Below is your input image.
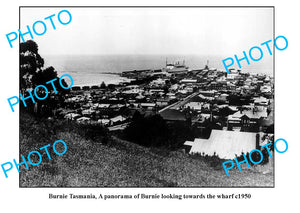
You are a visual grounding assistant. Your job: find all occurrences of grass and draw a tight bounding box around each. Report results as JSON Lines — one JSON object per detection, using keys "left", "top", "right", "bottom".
{"left": 20, "top": 112, "right": 274, "bottom": 187}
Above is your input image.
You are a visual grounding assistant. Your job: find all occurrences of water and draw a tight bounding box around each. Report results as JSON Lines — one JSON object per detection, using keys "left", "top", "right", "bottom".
{"left": 44, "top": 54, "right": 273, "bottom": 86}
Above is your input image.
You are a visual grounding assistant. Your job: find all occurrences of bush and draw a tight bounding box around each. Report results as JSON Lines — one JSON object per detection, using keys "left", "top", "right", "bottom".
{"left": 20, "top": 111, "right": 109, "bottom": 150}
{"left": 190, "top": 153, "right": 225, "bottom": 170}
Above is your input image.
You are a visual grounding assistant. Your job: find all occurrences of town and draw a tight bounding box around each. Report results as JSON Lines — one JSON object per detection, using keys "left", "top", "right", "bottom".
{"left": 51, "top": 59, "right": 274, "bottom": 162}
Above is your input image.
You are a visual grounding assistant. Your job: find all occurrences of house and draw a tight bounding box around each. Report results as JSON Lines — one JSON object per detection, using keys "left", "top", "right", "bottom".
{"left": 123, "top": 85, "right": 143, "bottom": 94}
{"left": 177, "top": 89, "right": 188, "bottom": 94}
{"left": 261, "top": 85, "right": 272, "bottom": 93}
{"left": 199, "top": 90, "right": 216, "bottom": 97}
{"left": 180, "top": 79, "right": 197, "bottom": 84}
{"left": 110, "top": 104, "right": 125, "bottom": 111}
{"left": 76, "top": 116, "right": 91, "bottom": 123}
{"left": 184, "top": 102, "right": 202, "bottom": 111}
{"left": 110, "top": 115, "right": 126, "bottom": 125}
{"left": 198, "top": 94, "right": 214, "bottom": 101}
{"left": 82, "top": 109, "right": 95, "bottom": 116}
{"left": 184, "top": 130, "right": 259, "bottom": 159}
{"left": 149, "top": 89, "right": 164, "bottom": 95}
{"left": 150, "top": 78, "right": 166, "bottom": 87}
{"left": 156, "top": 98, "right": 171, "bottom": 107}
{"left": 216, "top": 93, "right": 229, "bottom": 102}
{"left": 64, "top": 113, "right": 81, "bottom": 120}
{"left": 253, "top": 96, "right": 269, "bottom": 106}
{"left": 226, "top": 69, "right": 239, "bottom": 80}
{"left": 166, "top": 93, "right": 177, "bottom": 100}
{"left": 98, "top": 119, "right": 111, "bottom": 126}
{"left": 229, "top": 108, "right": 268, "bottom": 120}
{"left": 97, "top": 104, "right": 111, "bottom": 109}
{"left": 227, "top": 107, "right": 268, "bottom": 131}
{"left": 140, "top": 103, "right": 157, "bottom": 111}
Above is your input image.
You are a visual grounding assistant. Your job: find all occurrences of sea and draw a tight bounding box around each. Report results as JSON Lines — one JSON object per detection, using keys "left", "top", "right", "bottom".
{"left": 44, "top": 55, "right": 273, "bottom": 87}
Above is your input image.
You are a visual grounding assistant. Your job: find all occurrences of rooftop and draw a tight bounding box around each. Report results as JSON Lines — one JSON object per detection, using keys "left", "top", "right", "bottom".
{"left": 184, "top": 130, "right": 258, "bottom": 159}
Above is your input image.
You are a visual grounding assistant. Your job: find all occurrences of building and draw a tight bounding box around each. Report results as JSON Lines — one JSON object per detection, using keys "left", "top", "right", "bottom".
{"left": 226, "top": 69, "right": 240, "bottom": 80}
{"left": 180, "top": 79, "right": 198, "bottom": 84}
{"left": 184, "top": 130, "right": 259, "bottom": 159}
{"left": 227, "top": 107, "right": 268, "bottom": 131}
{"left": 77, "top": 116, "right": 91, "bottom": 124}
{"left": 110, "top": 115, "right": 127, "bottom": 125}
{"left": 140, "top": 103, "right": 157, "bottom": 111}
{"left": 184, "top": 102, "right": 202, "bottom": 111}
{"left": 156, "top": 98, "right": 171, "bottom": 107}
{"left": 253, "top": 96, "right": 269, "bottom": 106}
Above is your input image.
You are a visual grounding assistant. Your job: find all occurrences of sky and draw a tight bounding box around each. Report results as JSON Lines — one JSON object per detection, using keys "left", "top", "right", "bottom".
{"left": 20, "top": 7, "right": 273, "bottom": 57}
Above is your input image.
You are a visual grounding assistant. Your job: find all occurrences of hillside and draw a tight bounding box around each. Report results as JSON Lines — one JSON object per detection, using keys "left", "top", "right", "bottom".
{"left": 20, "top": 112, "right": 273, "bottom": 187}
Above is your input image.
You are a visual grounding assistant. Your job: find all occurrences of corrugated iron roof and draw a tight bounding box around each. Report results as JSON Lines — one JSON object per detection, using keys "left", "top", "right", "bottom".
{"left": 188, "top": 130, "right": 257, "bottom": 159}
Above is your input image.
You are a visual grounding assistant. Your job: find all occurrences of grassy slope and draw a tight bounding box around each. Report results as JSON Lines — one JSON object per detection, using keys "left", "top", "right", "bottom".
{"left": 20, "top": 113, "right": 273, "bottom": 187}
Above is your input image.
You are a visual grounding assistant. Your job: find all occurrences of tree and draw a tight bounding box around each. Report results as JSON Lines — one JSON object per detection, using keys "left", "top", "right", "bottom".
{"left": 100, "top": 81, "right": 106, "bottom": 89}
{"left": 31, "top": 66, "right": 69, "bottom": 94}
{"left": 20, "top": 40, "right": 70, "bottom": 114}
{"left": 107, "top": 84, "right": 116, "bottom": 90}
{"left": 20, "top": 40, "right": 68, "bottom": 92}
{"left": 124, "top": 114, "right": 169, "bottom": 147}
{"left": 228, "top": 94, "right": 251, "bottom": 106}
{"left": 217, "top": 107, "right": 235, "bottom": 117}
{"left": 20, "top": 40, "right": 44, "bottom": 89}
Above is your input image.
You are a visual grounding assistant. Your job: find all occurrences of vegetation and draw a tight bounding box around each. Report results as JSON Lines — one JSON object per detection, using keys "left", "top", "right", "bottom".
{"left": 20, "top": 111, "right": 273, "bottom": 187}
{"left": 19, "top": 41, "right": 274, "bottom": 187}
{"left": 20, "top": 40, "right": 69, "bottom": 116}
{"left": 100, "top": 81, "right": 106, "bottom": 89}
{"left": 227, "top": 94, "right": 252, "bottom": 106}
{"left": 123, "top": 112, "right": 195, "bottom": 149}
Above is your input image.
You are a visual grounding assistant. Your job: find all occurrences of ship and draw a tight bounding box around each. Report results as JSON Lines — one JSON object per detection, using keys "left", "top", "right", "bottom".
{"left": 164, "top": 58, "right": 189, "bottom": 74}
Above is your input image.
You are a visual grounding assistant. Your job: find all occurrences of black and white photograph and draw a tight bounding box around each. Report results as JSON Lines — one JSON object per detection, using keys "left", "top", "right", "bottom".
{"left": 19, "top": 7, "right": 274, "bottom": 187}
